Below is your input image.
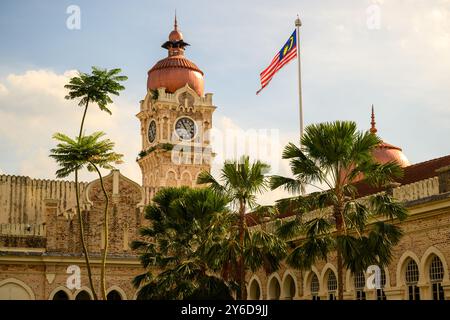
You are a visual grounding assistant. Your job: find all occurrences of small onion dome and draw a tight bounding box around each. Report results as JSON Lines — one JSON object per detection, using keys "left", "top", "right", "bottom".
{"left": 370, "top": 105, "right": 410, "bottom": 167}
{"left": 372, "top": 141, "right": 411, "bottom": 167}
{"left": 342, "top": 106, "right": 411, "bottom": 184}
{"left": 147, "top": 14, "right": 204, "bottom": 96}
{"left": 169, "top": 29, "right": 183, "bottom": 42}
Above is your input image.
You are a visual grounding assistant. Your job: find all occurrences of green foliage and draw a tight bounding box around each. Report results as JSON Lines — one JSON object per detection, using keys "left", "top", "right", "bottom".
{"left": 197, "top": 155, "right": 271, "bottom": 210}
{"left": 197, "top": 156, "right": 286, "bottom": 299}
{"left": 132, "top": 187, "right": 236, "bottom": 300}
{"left": 132, "top": 182, "right": 287, "bottom": 300}
{"left": 64, "top": 67, "right": 127, "bottom": 115}
{"left": 50, "top": 131, "right": 123, "bottom": 178}
{"left": 150, "top": 88, "right": 159, "bottom": 101}
{"left": 271, "top": 121, "right": 408, "bottom": 283}
{"left": 137, "top": 143, "right": 175, "bottom": 160}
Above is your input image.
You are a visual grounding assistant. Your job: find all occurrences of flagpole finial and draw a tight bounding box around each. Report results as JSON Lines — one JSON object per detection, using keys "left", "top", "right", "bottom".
{"left": 295, "top": 14, "right": 302, "bottom": 27}
{"left": 370, "top": 104, "right": 378, "bottom": 134}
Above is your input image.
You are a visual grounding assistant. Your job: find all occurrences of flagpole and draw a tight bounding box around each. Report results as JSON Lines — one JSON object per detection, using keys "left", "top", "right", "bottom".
{"left": 295, "top": 15, "right": 304, "bottom": 139}
{"left": 295, "top": 15, "right": 306, "bottom": 195}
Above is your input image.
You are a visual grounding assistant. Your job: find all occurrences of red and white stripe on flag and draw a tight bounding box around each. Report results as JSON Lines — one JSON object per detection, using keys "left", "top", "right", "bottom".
{"left": 256, "top": 29, "right": 297, "bottom": 95}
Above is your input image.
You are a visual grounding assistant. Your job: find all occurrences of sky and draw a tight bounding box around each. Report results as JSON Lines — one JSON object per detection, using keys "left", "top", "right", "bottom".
{"left": 0, "top": 0, "right": 449, "bottom": 204}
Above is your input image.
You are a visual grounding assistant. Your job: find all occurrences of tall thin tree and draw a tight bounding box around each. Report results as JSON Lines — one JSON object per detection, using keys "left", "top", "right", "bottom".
{"left": 63, "top": 67, "right": 127, "bottom": 299}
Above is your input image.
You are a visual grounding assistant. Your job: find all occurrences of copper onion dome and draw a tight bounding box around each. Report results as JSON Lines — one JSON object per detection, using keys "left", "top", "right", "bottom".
{"left": 147, "top": 15, "right": 204, "bottom": 96}
{"left": 341, "top": 106, "right": 410, "bottom": 184}
{"left": 370, "top": 105, "right": 411, "bottom": 167}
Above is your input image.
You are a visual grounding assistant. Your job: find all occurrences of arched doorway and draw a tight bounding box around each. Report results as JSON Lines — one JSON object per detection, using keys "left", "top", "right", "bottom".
{"left": 248, "top": 279, "right": 261, "bottom": 300}
{"left": 282, "top": 274, "right": 296, "bottom": 300}
{"left": 52, "top": 290, "right": 70, "bottom": 300}
{"left": 107, "top": 290, "right": 122, "bottom": 300}
{"left": 75, "top": 290, "right": 92, "bottom": 300}
{"left": 268, "top": 276, "right": 281, "bottom": 300}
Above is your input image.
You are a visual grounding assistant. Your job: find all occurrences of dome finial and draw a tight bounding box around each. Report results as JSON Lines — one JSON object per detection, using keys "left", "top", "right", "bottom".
{"left": 370, "top": 104, "right": 378, "bottom": 134}
{"left": 164, "top": 11, "right": 187, "bottom": 53}
{"left": 174, "top": 10, "right": 178, "bottom": 30}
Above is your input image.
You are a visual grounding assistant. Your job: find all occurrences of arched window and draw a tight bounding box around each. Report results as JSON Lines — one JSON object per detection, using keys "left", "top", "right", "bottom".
{"left": 376, "top": 268, "right": 387, "bottom": 300}
{"left": 75, "top": 290, "right": 91, "bottom": 300}
{"left": 180, "top": 172, "right": 192, "bottom": 187}
{"left": 248, "top": 279, "right": 261, "bottom": 300}
{"left": 282, "top": 275, "right": 296, "bottom": 300}
{"left": 0, "top": 279, "right": 34, "bottom": 300}
{"left": 405, "top": 259, "right": 420, "bottom": 300}
{"left": 310, "top": 273, "right": 320, "bottom": 300}
{"left": 429, "top": 255, "right": 445, "bottom": 300}
{"left": 327, "top": 271, "right": 337, "bottom": 300}
{"left": 268, "top": 277, "right": 281, "bottom": 300}
{"left": 166, "top": 171, "right": 177, "bottom": 187}
{"left": 107, "top": 290, "right": 122, "bottom": 300}
{"left": 52, "top": 290, "right": 69, "bottom": 300}
{"left": 354, "top": 271, "right": 366, "bottom": 300}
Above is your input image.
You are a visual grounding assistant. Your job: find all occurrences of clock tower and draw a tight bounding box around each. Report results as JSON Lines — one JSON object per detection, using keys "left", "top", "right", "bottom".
{"left": 136, "top": 16, "right": 216, "bottom": 203}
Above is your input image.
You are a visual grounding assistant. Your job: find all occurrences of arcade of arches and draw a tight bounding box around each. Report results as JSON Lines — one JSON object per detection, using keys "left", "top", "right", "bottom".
{"left": 247, "top": 249, "right": 450, "bottom": 300}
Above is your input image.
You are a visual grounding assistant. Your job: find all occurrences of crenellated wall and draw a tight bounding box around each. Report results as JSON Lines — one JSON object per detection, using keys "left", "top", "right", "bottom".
{"left": 393, "top": 177, "right": 440, "bottom": 202}
{"left": 0, "top": 175, "right": 87, "bottom": 225}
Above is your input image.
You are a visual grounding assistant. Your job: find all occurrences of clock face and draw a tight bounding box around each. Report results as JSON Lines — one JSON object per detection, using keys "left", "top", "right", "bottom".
{"left": 148, "top": 120, "right": 156, "bottom": 143}
{"left": 175, "top": 117, "right": 196, "bottom": 140}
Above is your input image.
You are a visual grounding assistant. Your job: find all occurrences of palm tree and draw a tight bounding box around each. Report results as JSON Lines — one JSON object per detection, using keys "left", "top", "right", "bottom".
{"left": 63, "top": 67, "right": 127, "bottom": 299}
{"left": 197, "top": 155, "right": 286, "bottom": 300}
{"left": 65, "top": 67, "right": 128, "bottom": 134}
{"left": 270, "top": 121, "right": 408, "bottom": 300}
{"left": 50, "top": 132, "right": 122, "bottom": 300}
{"left": 131, "top": 187, "right": 236, "bottom": 299}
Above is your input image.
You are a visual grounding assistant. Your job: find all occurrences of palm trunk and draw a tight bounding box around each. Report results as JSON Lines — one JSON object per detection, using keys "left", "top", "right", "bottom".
{"left": 78, "top": 101, "right": 89, "bottom": 138}
{"left": 74, "top": 100, "right": 98, "bottom": 299}
{"left": 75, "top": 169, "right": 98, "bottom": 300}
{"left": 334, "top": 204, "right": 344, "bottom": 300}
{"left": 92, "top": 163, "right": 109, "bottom": 300}
{"left": 237, "top": 200, "right": 246, "bottom": 300}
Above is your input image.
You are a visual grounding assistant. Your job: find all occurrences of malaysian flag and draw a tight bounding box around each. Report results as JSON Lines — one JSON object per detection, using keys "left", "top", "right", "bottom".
{"left": 256, "top": 29, "right": 297, "bottom": 94}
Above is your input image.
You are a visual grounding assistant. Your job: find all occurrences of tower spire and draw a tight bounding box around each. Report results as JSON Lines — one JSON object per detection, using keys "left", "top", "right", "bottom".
{"left": 174, "top": 10, "right": 178, "bottom": 30}
{"left": 370, "top": 104, "right": 378, "bottom": 134}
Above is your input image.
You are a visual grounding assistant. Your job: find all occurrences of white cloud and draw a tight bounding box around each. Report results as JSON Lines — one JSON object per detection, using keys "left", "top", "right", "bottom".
{"left": 210, "top": 116, "right": 303, "bottom": 205}
{"left": 208, "top": 116, "right": 333, "bottom": 205}
{"left": 0, "top": 69, "right": 141, "bottom": 184}
{"left": 0, "top": 83, "right": 8, "bottom": 96}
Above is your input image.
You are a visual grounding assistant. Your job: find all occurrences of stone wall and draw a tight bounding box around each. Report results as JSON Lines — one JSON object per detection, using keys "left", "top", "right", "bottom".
{"left": 0, "top": 258, "right": 143, "bottom": 300}
{"left": 0, "top": 170, "right": 147, "bottom": 300}
{"left": 44, "top": 170, "right": 144, "bottom": 254}
{"left": 0, "top": 175, "right": 87, "bottom": 225}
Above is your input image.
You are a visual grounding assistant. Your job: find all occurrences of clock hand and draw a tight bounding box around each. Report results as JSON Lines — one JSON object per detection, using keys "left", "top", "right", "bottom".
{"left": 181, "top": 121, "right": 189, "bottom": 136}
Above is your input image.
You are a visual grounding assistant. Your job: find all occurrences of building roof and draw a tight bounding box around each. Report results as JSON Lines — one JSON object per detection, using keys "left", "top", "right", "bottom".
{"left": 247, "top": 154, "right": 450, "bottom": 226}
{"left": 355, "top": 154, "right": 450, "bottom": 197}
